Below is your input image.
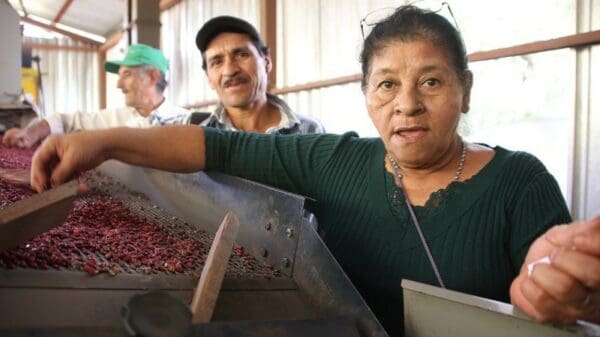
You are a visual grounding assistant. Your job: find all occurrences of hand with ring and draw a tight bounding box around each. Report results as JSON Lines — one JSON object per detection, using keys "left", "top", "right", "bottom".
{"left": 510, "top": 216, "right": 600, "bottom": 324}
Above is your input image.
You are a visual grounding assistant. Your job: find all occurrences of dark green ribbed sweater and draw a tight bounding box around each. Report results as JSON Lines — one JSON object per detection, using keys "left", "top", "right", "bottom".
{"left": 205, "top": 129, "right": 572, "bottom": 337}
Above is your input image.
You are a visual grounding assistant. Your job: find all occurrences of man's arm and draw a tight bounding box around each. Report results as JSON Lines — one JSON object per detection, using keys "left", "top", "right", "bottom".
{"left": 2, "top": 120, "right": 51, "bottom": 149}
{"left": 31, "top": 125, "right": 206, "bottom": 192}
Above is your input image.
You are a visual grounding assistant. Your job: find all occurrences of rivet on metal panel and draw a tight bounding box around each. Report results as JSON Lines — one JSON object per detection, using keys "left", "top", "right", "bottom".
{"left": 264, "top": 222, "right": 272, "bottom": 231}
{"left": 282, "top": 257, "right": 290, "bottom": 268}
{"left": 261, "top": 248, "right": 269, "bottom": 257}
{"left": 286, "top": 228, "right": 294, "bottom": 238}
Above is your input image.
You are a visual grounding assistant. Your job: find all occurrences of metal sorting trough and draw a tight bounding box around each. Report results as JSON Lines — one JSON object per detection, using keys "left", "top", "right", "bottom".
{"left": 0, "top": 162, "right": 387, "bottom": 337}
{"left": 402, "top": 280, "right": 600, "bottom": 337}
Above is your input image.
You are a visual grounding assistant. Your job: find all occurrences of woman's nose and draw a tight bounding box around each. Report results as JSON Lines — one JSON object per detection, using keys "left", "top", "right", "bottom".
{"left": 393, "top": 87, "right": 424, "bottom": 116}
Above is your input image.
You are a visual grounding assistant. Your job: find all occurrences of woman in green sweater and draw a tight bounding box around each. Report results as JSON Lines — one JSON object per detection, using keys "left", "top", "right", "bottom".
{"left": 30, "top": 5, "right": 599, "bottom": 337}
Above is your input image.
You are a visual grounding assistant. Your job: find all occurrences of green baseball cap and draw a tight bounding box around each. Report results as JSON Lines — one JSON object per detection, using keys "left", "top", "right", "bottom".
{"left": 104, "top": 44, "right": 169, "bottom": 74}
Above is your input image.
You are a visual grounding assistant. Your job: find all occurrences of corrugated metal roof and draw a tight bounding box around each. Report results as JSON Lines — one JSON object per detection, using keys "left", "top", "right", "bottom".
{"left": 8, "top": 0, "right": 124, "bottom": 38}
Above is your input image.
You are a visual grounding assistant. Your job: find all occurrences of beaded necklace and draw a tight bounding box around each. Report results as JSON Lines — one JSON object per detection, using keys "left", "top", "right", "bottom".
{"left": 388, "top": 139, "right": 466, "bottom": 183}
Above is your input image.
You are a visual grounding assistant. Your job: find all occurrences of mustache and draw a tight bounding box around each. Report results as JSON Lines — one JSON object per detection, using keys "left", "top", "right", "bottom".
{"left": 221, "top": 75, "right": 249, "bottom": 88}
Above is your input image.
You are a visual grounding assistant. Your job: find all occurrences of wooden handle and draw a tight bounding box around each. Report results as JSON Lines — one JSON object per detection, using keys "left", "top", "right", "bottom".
{"left": 190, "top": 211, "right": 240, "bottom": 323}
{"left": 0, "top": 180, "right": 79, "bottom": 252}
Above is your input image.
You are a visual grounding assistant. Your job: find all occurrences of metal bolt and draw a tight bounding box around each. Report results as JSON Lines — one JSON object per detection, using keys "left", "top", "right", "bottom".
{"left": 264, "top": 222, "right": 272, "bottom": 231}
{"left": 260, "top": 248, "right": 269, "bottom": 257}
{"left": 282, "top": 257, "right": 290, "bottom": 268}
{"left": 286, "top": 228, "right": 294, "bottom": 238}
{"left": 285, "top": 228, "right": 294, "bottom": 238}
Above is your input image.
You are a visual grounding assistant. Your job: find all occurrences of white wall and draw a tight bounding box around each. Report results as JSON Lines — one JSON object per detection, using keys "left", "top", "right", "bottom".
{"left": 0, "top": 2, "right": 21, "bottom": 104}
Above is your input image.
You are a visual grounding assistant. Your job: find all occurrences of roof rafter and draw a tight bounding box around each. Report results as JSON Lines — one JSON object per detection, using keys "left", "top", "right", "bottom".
{"left": 51, "top": 0, "right": 74, "bottom": 26}
{"left": 20, "top": 16, "right": 101, "bottom": 45}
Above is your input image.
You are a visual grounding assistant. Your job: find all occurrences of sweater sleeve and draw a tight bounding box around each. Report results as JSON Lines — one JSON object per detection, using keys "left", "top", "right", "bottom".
{"left": 55, "top": 108, "right": 142, "bottom": 132}
{"left": 204, "top": 127, "right": 359, "bottom": 198}
{"left": 507, "top": 153, "right": 572, "bottom": 271}
{"left": 58, "top": 111, "right": 105, "bottom": 133}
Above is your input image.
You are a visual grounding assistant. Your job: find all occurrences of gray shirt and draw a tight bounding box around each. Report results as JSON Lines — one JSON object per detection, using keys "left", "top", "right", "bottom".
{"left": 199, "top": 93, "right": 325, "bottom": 134}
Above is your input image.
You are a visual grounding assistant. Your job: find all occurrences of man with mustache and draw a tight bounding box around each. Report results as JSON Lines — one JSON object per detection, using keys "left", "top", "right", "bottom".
{"left": 3, "top": 44, "right": 190, "bottom": 149}
{"left": 194, "top": 16, "right": 324, "bottom": 134}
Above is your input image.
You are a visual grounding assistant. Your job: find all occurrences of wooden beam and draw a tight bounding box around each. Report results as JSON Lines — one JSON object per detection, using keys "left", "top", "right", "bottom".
{"left": 22, "top": 43, "right": 97, "bottom": 53}
{"left": 260, "top": 0, "right": 277, "bottom": 87}
{"left": 100, "top": 30, "right": 124, "bottom": 52}
{"left": 51, "top": 0, "right": 74, "bottom": 26}
{"left": 272, "top": 74, "right": 362, "bottom": 95}
{"left": 468, "top": 30, "right": 600, "bottom": 62}
{"left": 20, "top": 16, "right": 100, "bottom": 45}
{"left": 99, "top": 51, "right": 107, "bottom": 109}
{"left": 186, "top": 30, "right": 600, "bottom": 110}
{"left": 159, "top": 0, "right": 183, "bottom": 12}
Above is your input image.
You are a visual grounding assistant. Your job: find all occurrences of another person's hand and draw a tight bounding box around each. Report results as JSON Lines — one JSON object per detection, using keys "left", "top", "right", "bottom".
{"left": 2, "top": 128, "right": 38, "bottom": 149}
{"left": 510, "top": 217, "right": 600, "bottom": 324}
{"left": 30, "top": 133, "right": 107, "bottom": 193}
{"left": 0, "top": 168, "right": 31, "bottom": 187}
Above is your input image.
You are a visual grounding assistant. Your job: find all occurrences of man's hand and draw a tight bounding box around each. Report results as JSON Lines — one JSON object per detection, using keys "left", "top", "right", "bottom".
{"left": 30, "top": 133, "right": 108, "bottom": 192}
{"left": 510, "top": 217, "right": 600, "bottom": 324}
{"left": 0, "top": 168, "right": 31, "bottom": 187}
{"left": 2, "top": 128, "right": 38, "bottom": 149}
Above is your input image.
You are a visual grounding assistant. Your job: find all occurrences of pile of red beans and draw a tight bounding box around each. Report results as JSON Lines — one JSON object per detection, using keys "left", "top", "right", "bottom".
{"left": 0, "top": 140, "right": 276, "bottom": 278}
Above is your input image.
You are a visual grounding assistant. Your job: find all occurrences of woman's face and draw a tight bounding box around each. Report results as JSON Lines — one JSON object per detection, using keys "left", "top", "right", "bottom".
{"left": 364, "top": 39, "right": 471, "bottom": 169}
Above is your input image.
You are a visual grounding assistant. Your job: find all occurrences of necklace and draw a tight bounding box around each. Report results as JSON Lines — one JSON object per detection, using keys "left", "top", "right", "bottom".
{"left": 388, "top": 139, "right": 467, "bottom": 183}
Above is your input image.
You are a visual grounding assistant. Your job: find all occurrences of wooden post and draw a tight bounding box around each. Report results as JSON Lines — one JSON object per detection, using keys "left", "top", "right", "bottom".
{"left": 260, "top": 0, "right": 277, "bottom": 87}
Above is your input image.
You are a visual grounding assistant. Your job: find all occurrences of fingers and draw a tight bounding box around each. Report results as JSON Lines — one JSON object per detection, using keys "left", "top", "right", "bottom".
{"left": 518, "top": 272, "right": 581, "bottom": 324}
{"left": 30, "top": 132, "right": 107, "bottom": 192}
{"left": 517, "top": 246, "right": 600, "bottom": 324}
{"left": 30, "top": 136, "right": 59, "bottom": 192}
{"left": 2, "top": 128, "right": 20, "bottom": 147}
{"left": 49, "top": 152, "right": 78, "bottom": 188}
{"left": 552, "top": 248, "right": 600, "bottom": 290}
{"left": 529, "top": 262, "right": 589, "bottom": 308}
{"left": 573, "top": 217, "right": 600, "bottom": 256}
{"left": 544, "top": 224, "right": 576, "bottom": 247}
{"left": 544, "top": 218, "right": 600, "bottom": 256}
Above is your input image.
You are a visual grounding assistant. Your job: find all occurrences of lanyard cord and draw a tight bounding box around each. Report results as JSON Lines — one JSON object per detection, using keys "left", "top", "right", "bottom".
{"left": 397, "top": 178, "right": 446, "bottom": 288}
{"left": 389, "top": 154, "right": 447, "bottom": 289}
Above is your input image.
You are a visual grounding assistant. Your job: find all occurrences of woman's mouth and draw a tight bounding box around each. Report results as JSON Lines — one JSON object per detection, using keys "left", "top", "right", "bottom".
{"left": 392, "top": 126, "right": 429, "bottom": 141}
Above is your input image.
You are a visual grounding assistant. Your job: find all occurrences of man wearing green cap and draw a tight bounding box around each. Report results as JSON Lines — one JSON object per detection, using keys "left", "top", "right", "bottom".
{"left": 3, "top": 44, "right": 190, "bottom": 149}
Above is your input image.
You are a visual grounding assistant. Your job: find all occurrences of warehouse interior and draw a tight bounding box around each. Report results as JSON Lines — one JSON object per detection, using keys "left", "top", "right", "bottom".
{"left": 0, "top": 0, "right": 599, "bottom": 336}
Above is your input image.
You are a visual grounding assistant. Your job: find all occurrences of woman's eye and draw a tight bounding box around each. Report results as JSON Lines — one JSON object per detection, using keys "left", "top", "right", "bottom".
{"left": 378, "top": 80, "right": 395, "bottom": 90}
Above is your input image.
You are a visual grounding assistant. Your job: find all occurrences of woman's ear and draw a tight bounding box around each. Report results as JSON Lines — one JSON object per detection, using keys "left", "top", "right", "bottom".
{"left": 461, "top": 70, "right": 473, "bottom": 114}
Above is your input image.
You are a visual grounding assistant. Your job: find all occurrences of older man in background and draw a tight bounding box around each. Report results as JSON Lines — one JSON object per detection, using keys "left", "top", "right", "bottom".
{"left": 193, "top": 16, "right": 324, "bottom": 134}
{"left": 3, "top": 43, "right": 190, "bottom": 148}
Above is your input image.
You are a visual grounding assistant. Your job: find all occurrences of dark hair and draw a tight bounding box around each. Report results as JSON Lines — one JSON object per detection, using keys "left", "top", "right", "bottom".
{"left": 156, "top": 70, "right": 168, "bottom": 93}
{"left": 359, "top": 5, "right": 468, "bottom": 88}
{"left": 201, "top": 37, "right": 269, "bottom": 71}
